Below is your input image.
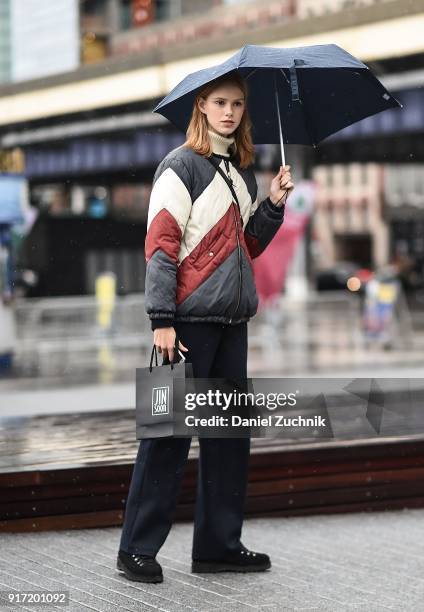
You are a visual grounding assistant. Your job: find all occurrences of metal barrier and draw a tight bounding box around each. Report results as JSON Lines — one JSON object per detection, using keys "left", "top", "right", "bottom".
{"left": 11, "top": 290, "right": 419, "bottom": 377}
{"left": 14, "top": 294, "right": 151, "bottom": 376}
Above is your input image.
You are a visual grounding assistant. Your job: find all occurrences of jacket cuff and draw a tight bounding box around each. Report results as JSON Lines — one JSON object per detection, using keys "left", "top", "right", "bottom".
{"left": 151, "top": 318, "right": 174, "bottom": 331}
{"left": 263, "top": 197, "right": 286, "bottom": 217}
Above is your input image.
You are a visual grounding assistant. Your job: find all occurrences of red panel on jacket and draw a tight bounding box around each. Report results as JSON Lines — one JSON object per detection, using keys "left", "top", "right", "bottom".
{"left": 145, "top": 208, "right": 182, "bottom": 263}
{"left": 176, "top": 204, "right": 238, "bottom": 305}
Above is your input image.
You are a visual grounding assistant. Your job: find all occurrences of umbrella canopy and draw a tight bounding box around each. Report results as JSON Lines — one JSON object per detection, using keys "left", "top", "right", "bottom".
{"left": 153, "top": 44, "right": 402, "bottom": 149}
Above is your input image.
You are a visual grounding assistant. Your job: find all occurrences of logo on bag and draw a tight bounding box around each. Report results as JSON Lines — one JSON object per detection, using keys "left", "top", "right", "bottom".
{"left": 152, "top": 386, "right": 169, "bottom": 415}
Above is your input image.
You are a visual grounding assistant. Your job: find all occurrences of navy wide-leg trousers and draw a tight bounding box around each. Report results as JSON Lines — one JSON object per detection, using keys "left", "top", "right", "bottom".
{"left": 119, "top": 322, "right": 250, "bottom": 560}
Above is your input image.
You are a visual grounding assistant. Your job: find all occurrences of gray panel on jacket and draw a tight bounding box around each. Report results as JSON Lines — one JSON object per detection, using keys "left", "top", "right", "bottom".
{"left": 245, "top": 197, "right": 284, "bottom": 249}
{"left": 177, "top": 248, "right": 241, "bottom": 318}
{"left": 236, "top": 163, "right": 258, "bottom": 204}
{"left": 153, "top": 154, "right": 192, "bottom": 194}
{"left": 158, "top": 146, "right": 257, "bottom": 206}
{"left": 239, "top": 249, "right": 259, "bottom": 317}
{"left": 145, "top": 249, "right": 177, "bottom": 315}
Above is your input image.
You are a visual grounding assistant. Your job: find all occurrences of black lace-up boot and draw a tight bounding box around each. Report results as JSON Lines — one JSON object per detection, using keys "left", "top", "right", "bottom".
{"left": 117, "top": 550, "right": 163, "bottom": 583}
{"left": 192, "top": 543, "right": 271, "bottom": 573}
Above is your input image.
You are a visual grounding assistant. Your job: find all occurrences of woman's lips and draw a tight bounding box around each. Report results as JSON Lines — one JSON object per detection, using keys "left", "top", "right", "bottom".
{"left": 222, "top": 121, "right": 234, "bottom": 125}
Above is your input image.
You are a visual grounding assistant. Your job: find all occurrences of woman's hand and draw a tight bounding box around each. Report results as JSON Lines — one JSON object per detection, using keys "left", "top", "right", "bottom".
{"left": 269, "top": 165, "right": 294, "bottom": 207}
{"left": 153, "top": 327, "right": 188, "bottom": 363}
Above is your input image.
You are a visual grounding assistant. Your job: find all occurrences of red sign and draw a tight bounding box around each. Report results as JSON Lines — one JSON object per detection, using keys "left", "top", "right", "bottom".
{"left": 131, "top": 0, "right": 154, "bottom": 27}
{"left": 253, "top": 180, "right": 315, "bottom": 307}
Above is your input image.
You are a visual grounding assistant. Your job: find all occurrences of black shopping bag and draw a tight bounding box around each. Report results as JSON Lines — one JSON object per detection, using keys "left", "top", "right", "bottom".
{"left": 136, "top": 336, "right": 193, "bottom": 439}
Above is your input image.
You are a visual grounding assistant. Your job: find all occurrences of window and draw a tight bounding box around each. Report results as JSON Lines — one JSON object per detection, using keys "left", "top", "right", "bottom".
{"left": 119, "top": 0, "right": 131, "bottom": 30}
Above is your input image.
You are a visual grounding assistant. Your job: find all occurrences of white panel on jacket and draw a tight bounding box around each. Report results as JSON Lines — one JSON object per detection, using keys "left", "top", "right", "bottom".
{"left": 229, "top": 162, "right": 257, "bottom": 227}
{"left": 147, "top": 167, "right": 192, "bottom": 235}
{"left": 181, "top": 171, "right": 232, "bottom": 259}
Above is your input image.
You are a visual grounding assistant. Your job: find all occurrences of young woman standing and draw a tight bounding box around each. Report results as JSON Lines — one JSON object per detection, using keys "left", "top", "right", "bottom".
{"left": 117, "top": 71, "right": 294, "bottom": 583}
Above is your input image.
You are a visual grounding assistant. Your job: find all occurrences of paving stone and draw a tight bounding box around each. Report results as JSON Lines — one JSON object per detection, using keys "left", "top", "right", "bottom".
{"left": 22, "top": 542, "right": 230, "bottom": 611}
{"left": 2, "top": 510, "right": 424, "bottom": 611}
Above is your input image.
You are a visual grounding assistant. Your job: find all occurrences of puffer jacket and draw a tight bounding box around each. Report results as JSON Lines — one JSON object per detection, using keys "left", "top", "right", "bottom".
{"left": 145, "top": 145, "right": 285, "bottom": 329}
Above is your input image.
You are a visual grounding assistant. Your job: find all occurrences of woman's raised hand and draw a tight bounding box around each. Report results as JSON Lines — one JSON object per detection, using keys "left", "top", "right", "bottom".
{"left": 153, "top": 327, "right": 188, "bottom": 363}
{"left": 269, "top": 165, "right": 294, "bottom": 207}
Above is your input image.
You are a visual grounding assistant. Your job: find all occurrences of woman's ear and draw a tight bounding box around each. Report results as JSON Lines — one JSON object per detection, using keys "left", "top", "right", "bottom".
{"left": 198, "top": 98, "right": 206, "bottom": 114}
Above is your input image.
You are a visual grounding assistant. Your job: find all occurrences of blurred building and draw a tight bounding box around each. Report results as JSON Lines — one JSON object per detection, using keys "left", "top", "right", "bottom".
{"left": 0, "top": 0, "right": 11, "bottom": 83}
{"left": 0, "top": 0, "right": 79, "bottom": 84}
{"left": 0, "top": 0, "right": 423, "bottom": 296}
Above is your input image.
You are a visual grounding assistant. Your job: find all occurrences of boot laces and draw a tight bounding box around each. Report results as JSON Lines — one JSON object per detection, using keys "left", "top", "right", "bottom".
{"left": 131, "top": 553, "right": 152, "bottom": 565}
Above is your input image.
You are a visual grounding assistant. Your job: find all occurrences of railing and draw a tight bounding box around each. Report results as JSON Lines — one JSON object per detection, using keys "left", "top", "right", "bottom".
{"left": 15, "top": 294, "right": 149, "bottom": 340}
{"left": 11, "top": 289, "right": 417, "bottom": 378}
{"left": 14, "top": 294, "right": 151, "bottom": 377}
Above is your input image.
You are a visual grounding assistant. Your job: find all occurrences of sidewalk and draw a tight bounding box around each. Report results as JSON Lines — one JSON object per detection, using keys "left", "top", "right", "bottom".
{"left": 1, "top": 509, "right": 424, "bottom": 611}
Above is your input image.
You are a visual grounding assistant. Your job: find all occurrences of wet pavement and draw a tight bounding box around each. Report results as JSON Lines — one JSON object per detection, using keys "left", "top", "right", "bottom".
{"left": 1, "top": 294, "right": 424, "bottom": 610}
{"left": 1, "top": 509, "right": 424, "bottom": 611}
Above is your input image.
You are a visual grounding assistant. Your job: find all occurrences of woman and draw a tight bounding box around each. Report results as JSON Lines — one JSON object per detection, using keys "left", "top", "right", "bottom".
{"left": 117, "top": 71, "right": 294, "bottom": 583}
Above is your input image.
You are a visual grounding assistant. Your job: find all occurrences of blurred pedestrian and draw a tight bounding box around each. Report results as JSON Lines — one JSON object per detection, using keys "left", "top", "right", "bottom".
{"left": 0, "top": 224, "right": 17, "bottom": 371}
{"left": 117, "top": 72, "right": 294, "bottom": 583}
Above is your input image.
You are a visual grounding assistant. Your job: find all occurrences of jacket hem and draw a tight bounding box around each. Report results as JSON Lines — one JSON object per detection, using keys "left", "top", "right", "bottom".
{"left": 173, "top": 314, "right": 252, "bottom": 325}
{"left": 149, "top": 312, "right": 175, "bottom": 320}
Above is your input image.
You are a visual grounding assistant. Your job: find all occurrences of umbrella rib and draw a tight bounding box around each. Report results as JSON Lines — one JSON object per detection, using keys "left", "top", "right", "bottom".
{"left": 279, "top": 68, "right": 290, "bottom": 86}
{"left": 244, "top": 68, "right": 259, "bottom": 80}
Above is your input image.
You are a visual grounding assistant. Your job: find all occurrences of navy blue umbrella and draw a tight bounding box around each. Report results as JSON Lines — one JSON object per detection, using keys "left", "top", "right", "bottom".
{"left": 152, "top": 44, "right": 402, "bottom": 165}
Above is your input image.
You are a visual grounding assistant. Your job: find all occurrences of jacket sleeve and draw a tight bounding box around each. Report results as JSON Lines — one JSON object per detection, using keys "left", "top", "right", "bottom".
{"left": 144, "top": 157, "right": 192, "bottom": 330}
{"left": 244, "top": 190, "right": 286, "bottom": 259}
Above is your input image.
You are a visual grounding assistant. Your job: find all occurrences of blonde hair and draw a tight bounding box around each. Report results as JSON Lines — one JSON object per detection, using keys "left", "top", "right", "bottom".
{"left": 183, "top": 71, "right": 255, "bottom": 169}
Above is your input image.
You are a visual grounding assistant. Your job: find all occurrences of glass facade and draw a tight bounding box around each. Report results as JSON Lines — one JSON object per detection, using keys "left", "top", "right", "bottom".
{"left": 0, "top": 0, "right": 11, "bottom": 84}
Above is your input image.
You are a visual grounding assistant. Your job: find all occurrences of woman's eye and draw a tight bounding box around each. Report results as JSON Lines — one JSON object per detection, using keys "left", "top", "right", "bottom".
{"left": 216, "top": 101, "right": 243, "bottom": 106}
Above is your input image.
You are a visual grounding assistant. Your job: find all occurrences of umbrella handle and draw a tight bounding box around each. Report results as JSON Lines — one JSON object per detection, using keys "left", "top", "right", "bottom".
{"left": 273, "top": 73, "right": 286, "bottom": 167}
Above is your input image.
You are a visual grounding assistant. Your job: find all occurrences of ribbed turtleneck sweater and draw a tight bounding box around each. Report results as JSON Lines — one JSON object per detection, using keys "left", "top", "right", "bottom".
{"left": 208, "top": 129, "right": 235, "bottom": 157}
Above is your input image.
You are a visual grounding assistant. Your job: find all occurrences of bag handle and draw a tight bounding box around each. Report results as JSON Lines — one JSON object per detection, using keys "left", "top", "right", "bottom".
{"left": 149, "top": 343, "right": 159, "bottom": 372}
{"left": 149, "top": 333, "right": 183, "bottom": 372}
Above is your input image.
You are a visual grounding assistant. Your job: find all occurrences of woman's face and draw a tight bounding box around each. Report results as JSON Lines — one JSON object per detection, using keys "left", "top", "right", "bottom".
{"left": 198, "top": 84, "right": 245, "bottom": 137}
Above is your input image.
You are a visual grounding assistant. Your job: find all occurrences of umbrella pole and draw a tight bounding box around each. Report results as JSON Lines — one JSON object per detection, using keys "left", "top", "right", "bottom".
{"left": 274, "top": 80, "right": 286, "bottom": 167}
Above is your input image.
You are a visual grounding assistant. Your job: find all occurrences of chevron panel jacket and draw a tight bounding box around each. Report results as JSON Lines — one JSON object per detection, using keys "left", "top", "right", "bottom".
{"left": 145, "top": 138, "right": 286, "bottom": 330}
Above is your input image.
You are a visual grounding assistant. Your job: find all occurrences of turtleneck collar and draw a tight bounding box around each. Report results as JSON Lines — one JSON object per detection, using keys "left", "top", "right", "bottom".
{"left": 208, "top": 129, "right": 235, "bottom": 158}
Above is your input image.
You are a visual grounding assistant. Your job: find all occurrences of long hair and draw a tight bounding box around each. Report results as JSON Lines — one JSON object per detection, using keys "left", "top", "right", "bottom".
{"left": 183, "top": 71, "right": 255, "bottom": 169}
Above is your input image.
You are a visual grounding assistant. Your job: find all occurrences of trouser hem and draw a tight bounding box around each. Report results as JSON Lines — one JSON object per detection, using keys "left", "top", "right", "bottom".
{"left": 120, "top": 546, "right": 159, "bottom": 557}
